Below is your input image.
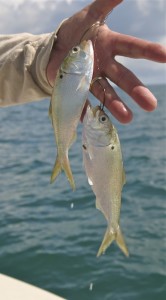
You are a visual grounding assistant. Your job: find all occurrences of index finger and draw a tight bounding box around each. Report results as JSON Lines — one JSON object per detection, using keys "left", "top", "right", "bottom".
{"left": 112, "top": 32, "right": 166, "bottom": 62}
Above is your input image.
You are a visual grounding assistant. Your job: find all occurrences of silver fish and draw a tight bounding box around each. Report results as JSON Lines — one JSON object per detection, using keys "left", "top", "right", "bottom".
{"left": 50, "top": 40, "right": 94, "bottom": 190}
{"left": 82, "top": 105, "right": 129, "bottom": 257}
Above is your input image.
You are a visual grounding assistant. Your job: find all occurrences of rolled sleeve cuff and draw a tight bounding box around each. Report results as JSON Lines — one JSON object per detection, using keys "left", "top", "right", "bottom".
{"left": 34, "top": 19, "right": 67, "bottom": 96}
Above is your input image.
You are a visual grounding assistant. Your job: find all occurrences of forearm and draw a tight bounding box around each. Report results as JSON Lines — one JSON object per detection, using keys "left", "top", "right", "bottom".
{"left": 0, "top": 30, "right": 57, "bottom": 106}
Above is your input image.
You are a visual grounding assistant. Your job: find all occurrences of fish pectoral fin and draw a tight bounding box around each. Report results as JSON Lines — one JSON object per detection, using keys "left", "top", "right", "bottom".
{"left": 97, "top": 225, "right": 129, "bottom": 257}
{"left": 88, "top": 177, "right": 93, "bottom": 186}
{"left": 76, "top": 75, "right": 87, "bottom": 91}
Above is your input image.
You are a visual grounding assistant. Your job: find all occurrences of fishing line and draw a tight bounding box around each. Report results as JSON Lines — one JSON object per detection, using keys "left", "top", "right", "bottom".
{"left": 92, "top": 9, "right": 113, "bottom": 110}
{"left": 80, "top": 21, "right": 106, "bottom": 109}
{"left": 90, "top": 77, "right": 106, "bottom": 110}
{"left": 80, "top": 21, "right": 102, "bottom": 43}
{"left": 82, "top": 10, "right": 114, "bottom": 110}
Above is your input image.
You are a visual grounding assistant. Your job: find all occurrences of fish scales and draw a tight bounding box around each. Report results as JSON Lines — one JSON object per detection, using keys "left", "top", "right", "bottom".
{"left": 82, "top": 105, "right": 129, "bottom": 257}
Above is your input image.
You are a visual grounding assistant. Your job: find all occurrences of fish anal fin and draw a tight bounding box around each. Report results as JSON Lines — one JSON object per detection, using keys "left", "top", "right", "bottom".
{"left": 95, "top": 198, "right": 106, "bottom": 219}
{"left": 69, "top": 131, "right": 77, "bottom": 148}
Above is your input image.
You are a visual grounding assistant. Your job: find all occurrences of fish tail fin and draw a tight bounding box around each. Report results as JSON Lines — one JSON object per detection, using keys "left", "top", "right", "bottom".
{"left": 97, "top": 225, "right": 129, "bottom": 257}
{"left": 97, "top": 228, "right": 114, "bottom": 257}
{"left": 62, "top": 154, "right": 75, "bottom": 191}
{"left": 116, "top": 226, "right": 129, "bottom": 257}
{"left": 50, "top": 153, "right": 75, "bottom": 190}
{"left": 50, "top": 157, "right": 61, "bottom": 183}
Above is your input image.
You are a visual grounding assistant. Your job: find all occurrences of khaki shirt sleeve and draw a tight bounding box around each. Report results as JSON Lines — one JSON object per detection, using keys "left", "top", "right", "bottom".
{"left": 0, "top": 23, "right": 63, "bottom": 107}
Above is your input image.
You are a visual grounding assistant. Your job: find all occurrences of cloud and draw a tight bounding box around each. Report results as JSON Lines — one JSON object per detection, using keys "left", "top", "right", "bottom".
{"left": 0, "top": 0, "right": 165, "bottom": 39}
{"left": 108, "top": 0, "right": 165, "bottom": 42}
{"left": 106, "top": 0, "right": 166, "bottom": 84}
{"left": 0, "top": 0, "right": 165, "bottom": 84}
{"left": 0, "top": 0, "right": 84, "bottom": 34}
{"left": 116, "top": 56, "right": 166, "bottom": 86}
{"left": 135, "top": 0, "right": 165, "bottom": 15}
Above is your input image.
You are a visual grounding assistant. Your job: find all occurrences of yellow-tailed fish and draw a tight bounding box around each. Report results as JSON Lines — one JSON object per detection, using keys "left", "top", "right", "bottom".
{"left": 82, "top": 105, "right": 129, "bottom": 257}
{"left": 50, "top": 40, "right": 94, "bottom": 190}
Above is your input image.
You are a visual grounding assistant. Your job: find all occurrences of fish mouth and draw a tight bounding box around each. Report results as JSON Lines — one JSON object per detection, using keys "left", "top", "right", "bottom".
{"left": 91, "top": 106, "right": 110, "bottom": 124}
{"left": 80, "top": 40, "right": 89, "bottom": 48}
{"left": 85, "top": 105, "right": 107, "bottom": 123}
{"left": 80, "top": 40, "right": 94, "bottom": 58}
{"left": 91, "top": 106, "right": 102, "bottom": 117}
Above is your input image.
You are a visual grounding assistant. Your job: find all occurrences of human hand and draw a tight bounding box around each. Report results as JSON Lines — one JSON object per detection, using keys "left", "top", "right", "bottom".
{"left": 47, "top": 0, "right": 166, "bottom": 123}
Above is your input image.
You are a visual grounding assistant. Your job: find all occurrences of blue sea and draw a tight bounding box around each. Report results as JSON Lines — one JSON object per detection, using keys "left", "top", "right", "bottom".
{"left": 0, "top": 84, "right": 165, "bottom": 300}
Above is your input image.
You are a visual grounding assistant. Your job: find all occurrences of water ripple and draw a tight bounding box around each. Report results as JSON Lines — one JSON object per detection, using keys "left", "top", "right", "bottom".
{"left": 0, "top": 85, "right": 166, "bottom": 300}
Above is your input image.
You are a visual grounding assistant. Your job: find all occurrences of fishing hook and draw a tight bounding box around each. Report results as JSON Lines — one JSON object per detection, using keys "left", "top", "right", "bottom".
{"left": 81, "top": 10, "right": 113, "bottom": 109}
{"left": 80, "top": 9, "right": 113, "bottom": 43}
{"left": 80, "top": 21, "right": 103, "bottom": 43}
{"left": 86, "top": 9, "right": 114, "bottom": 44}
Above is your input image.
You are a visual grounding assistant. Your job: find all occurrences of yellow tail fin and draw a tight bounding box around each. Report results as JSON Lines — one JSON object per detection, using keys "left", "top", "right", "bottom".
{"left": 50, "top": 154, "right": 75, "bottom": 190}
{"left": 50, "top": 158, "right": 61, "bottom": 184}
{"left": 97, "top": 225, "right": 129, "bottom": 257}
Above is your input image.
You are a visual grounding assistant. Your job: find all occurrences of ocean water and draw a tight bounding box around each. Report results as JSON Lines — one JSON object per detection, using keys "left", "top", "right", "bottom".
{"left": 0, "top": 84, "right": 165, "bottom": 300}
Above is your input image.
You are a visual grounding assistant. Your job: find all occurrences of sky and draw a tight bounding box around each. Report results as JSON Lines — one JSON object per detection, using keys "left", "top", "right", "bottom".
{"left": 0, "top": 0, "right": 166, "bottom": 84}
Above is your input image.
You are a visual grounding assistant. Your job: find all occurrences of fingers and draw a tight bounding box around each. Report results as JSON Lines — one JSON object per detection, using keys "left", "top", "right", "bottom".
{"left": 91, "top": 57, "right": 158, "bottom": 123}
{"left": 112, "top": 32, "right": 166, "bottom": 62}
{"left": 106, "top": 60, "right": 157, "bottom": 111}
{"left": 88, "top": 0, "right": 123, "bottom": 22}
{"left": 90, "top": 77, "right": 133, "bottom": 123}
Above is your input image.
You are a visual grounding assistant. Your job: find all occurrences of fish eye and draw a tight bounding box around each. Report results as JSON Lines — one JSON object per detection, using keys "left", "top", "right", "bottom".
{"left": 99, "top": 115, "right": 108, "bottom": 123}
{"left": 72, "top": 46, "right": 80, "bottom": 53}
